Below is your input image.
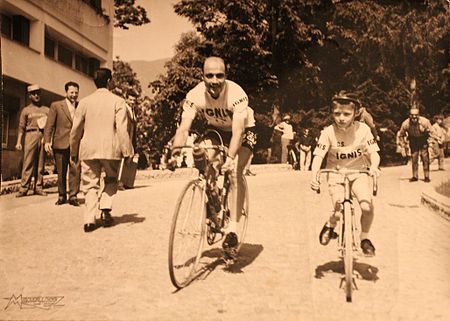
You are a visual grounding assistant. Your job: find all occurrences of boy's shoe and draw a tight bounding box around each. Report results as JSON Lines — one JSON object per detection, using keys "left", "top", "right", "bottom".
{"left": 424, "top": 177, "right": 431, "bottom": 183}
{"left": 361, "top": 239, "right": 376, "bottom": 256}
{"left": 319, "top": 224, "right": 338, "bottom": 245}
{"left": 409, "top": 177, "right": 418, "bottom": 182}
{"left": 101, "top": 210, "right": 114, "bottom": 228}
{"left": 222, "top": 232, "right": 239, "bottom": 251}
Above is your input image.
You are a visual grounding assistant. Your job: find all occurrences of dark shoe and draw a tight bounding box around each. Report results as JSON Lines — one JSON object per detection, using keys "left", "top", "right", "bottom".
{"left": 424, "top": 177, "right": 431, "bottom": 183}
{"left": 34, "top": 189, "right": 47, "bottom": 196}
{"left": 319, "top": 224, "right": 338, "bottom": 246}
{"left": 101, "top": 210, "right": 114, "bottom": 227}
{"left": 83, "top": 223, "right": 97, "bottom": 233}
{"left": 222, "top": 232, "right": 239, "bottom": 252}
{"left": 409, "top": 177, "right": 418, "bottom": 182}
{"left": 16, "top": 191, "right": 28, "bottom": 198}
{"left": 55, "top": 197, "right": 67, "bottom": 205}
{"left": 438, "top": 168, "right": 445, "bottom": 171}
{"left": 117, "top": 182, "right": 125, "bottom": 191}
{"left": 68, "top": 198, "right": 79, "bottom": 206}
{"left": 361, "top": 239, "right": 376, "bottom": 256}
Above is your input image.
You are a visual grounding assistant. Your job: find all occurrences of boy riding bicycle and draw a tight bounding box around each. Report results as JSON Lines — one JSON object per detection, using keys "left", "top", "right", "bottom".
{"left": 310, "top": 91, "right": 380, "bottom": 256}
{"left": 171, "top": 57, "right": 257, "bottom": 257}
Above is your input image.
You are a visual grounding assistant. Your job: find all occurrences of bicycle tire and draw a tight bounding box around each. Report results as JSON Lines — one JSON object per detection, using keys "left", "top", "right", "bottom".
{"left": 168, "top": 179, "right": 206, "bottom": 288}
{"left": 343, "top": 201, "right": 353, "bottom": 302}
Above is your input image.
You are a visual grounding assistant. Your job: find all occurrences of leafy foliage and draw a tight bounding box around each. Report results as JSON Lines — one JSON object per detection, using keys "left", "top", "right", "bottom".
{"left": 145, "top": 0, "right": 450, "bottom": 166}
{"left": 114, "top": 0, "right": 150, "bottom": 29}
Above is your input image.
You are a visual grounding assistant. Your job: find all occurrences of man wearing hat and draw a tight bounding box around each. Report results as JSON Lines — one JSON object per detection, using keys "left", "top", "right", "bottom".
{"left": 275, "top": 114, "right": 295, "bottom": 163}
{"left": 15, "top": 84, "right": 50, "bottom": 197}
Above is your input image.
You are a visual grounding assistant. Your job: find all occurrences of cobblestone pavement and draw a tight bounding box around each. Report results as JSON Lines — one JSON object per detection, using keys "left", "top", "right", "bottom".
{"left": 0, "top": 164, "right": 448, "bottom": 321}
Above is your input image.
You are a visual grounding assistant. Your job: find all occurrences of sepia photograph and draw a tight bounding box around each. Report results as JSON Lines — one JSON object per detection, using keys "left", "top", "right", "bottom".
{"left": 0, "top": 0, "right": 449, "bottom": 320}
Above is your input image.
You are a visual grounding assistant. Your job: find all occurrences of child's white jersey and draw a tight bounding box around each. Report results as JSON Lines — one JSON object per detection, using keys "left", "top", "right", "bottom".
{"left": 182, "top": 80, "right": 254, "bottom": 131}
{"left": 314, "top": 122, "right": 379, "bottom": 169}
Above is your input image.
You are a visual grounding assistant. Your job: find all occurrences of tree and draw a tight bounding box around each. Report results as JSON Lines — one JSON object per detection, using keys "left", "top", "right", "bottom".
{"left": 149, "top": 0, "right": 449, "bottom": 165}
{"left": 114, "top": 0, "right": 150, "bottom": 29}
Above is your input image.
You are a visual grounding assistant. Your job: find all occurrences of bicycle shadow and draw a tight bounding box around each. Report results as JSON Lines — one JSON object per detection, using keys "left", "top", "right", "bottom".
{"left": 194, "top": 243, "right": 264, "bottom": 281}
{"left": 315, "top": 260, "right": 379, "bottom": 282}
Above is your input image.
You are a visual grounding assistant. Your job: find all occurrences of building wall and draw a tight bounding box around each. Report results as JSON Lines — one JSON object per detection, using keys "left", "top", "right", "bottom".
{"left": 1, "top": 0, "right": 114, "bottom": 181}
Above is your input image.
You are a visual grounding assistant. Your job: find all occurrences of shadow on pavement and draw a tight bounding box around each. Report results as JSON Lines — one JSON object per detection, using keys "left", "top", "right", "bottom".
{"left": 187, "top": 243, "right": 264, "bottom": 286}
{"left": 315, "top": 260, "right": 379, "bottom": 282}
{"left": 112, "top": 213, "right": 146, "bottom": 226}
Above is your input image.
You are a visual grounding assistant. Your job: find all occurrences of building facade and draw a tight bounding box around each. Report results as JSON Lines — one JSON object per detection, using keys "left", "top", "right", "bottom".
{"left": 1, "top": 0, "right": 114, "bottom": 180}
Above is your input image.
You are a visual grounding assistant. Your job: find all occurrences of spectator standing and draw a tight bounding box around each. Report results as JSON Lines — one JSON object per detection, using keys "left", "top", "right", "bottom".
{"left": 430, "top": 114, "right": 446, "bottom": 171}
{"left": 298, "top": 128, "right": 315, "bottom": 171}
{"left": 44, "top": 82, "right": 81, "bottom": 206}
{"left": 356, "top": 105, "right": 380, "bottom": 141}
{"left": 275, "top": 114, "right": 294, "bottom": 163}
{"left": 70, "top": 68, "right": 133, "bottom": 233}
{"left": 398, "top": 108, "right": 435, "bottom": 182}
{"left": 15, "top": 84, "right": 49, "bottom": 197}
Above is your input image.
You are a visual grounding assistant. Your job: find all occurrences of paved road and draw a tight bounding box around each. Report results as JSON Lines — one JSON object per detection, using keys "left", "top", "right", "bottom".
{"left": 0, "top": 164, "right": 448, "bottom": 321}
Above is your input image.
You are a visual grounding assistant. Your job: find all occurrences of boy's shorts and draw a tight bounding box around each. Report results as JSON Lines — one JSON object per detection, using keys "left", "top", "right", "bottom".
{"left": 327, "top": 173, "right": 372, "bottom": 209}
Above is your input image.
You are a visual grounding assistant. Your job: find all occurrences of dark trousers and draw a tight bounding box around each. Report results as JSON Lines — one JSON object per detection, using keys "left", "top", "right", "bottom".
{"left": 54, "top": 148, "right": 80, "bottom": 199}
{"left": 20, "top": 131, "right": 45, "bottom": 192}
{"left": 410, "top": 142, "right": 430, "bottom": 179}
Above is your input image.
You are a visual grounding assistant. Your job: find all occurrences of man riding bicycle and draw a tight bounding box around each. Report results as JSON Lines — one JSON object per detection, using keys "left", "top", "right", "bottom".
{"left": 171, "top": 56, "right": 257, "bottom": 256}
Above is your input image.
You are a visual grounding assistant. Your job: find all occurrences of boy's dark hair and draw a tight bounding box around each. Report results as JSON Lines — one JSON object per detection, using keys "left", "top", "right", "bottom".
{"left": 65, "top": 81, "right": 79, "bottom": 91}
{"left": 94, "top": 68, "right": 112, "bottom": 88}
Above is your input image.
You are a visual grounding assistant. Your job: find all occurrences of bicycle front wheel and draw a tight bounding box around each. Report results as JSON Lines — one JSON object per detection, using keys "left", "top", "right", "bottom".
{"left": 343, "top": 201, "right": 354, "bottom": 302}
{"left": 168, "top": 179, "right": 206, "bottom": 288}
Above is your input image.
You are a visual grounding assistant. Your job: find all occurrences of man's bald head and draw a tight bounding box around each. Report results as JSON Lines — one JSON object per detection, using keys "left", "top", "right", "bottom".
{"left": 203, "top": 57, "right": 226, "bottom": 73}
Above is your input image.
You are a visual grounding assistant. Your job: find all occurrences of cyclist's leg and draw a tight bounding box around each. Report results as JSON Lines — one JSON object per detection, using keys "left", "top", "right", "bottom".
{"left": 352, "top": 175, "right": 376, "bottom": 255}
{"left": 352, "top": 175, "right": 373, "bottom": 238}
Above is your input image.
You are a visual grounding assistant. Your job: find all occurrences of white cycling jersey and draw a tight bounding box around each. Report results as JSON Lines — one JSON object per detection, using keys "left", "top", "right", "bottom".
{"left": 182, "top": 80, "right": 255, "bottom": 131}
{"left": 314, "top": 122, "right": 379, "bottom": 169}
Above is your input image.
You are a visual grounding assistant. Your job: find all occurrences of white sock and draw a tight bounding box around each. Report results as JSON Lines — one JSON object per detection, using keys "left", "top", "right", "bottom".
{"left": 360, "top": 232, "right": 369, "bottom": 240}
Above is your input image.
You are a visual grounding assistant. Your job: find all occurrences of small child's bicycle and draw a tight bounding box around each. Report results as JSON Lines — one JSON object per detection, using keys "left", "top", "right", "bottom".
{"left": 167, "top": 130, "right": 249, "bottom": 289}
{"left": 316, "top": 168, "right": 377, "bottom": 302}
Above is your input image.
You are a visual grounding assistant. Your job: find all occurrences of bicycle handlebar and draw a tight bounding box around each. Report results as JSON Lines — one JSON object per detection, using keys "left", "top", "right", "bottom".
{"left": 315, "top": 168, "right": 378, "bottom": 196}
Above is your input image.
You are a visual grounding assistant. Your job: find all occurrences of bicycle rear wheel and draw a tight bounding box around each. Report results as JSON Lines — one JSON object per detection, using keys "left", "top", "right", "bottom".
{"left": 168, "top": 179, "right": 206, "bottom": 288}
{"left": 343, "top": 201, "right": 354, "bottom": 302}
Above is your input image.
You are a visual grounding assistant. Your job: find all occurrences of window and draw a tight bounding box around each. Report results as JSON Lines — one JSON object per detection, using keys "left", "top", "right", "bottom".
{"left": 45, "top": 36, "right": 56, "bottom": 59}
{"left": 75, "top": 54, "right": 88, "bottom": 74}
{"left": 1, "top": 14, "right": 12, "bottom": 38}
{"left": 88, "top": 58, "right": 100, "bottom": 77}
{"left": 3, "top": 94, "right": 20, "bottom": 150}
{"left": 58, "top": 44, "right": 73, "bottom": 67}
{"left": 1, "top": 14, "right": 30, "bottom": 45}
{"left": 12, "top": 15, "right": 29, "bottom": 45}
{"left": 2, "top": 111, "right": 9, "bottom": 148}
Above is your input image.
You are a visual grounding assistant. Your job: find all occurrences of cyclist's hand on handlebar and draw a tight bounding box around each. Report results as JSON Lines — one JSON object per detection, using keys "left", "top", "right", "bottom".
{"left": 221, "top": 156, "right": 235, "bottom": 173}
{"left": 310, "top": 179, "right": 320, "bottom": 192}
{"left": 369, "top": 166, "right": 381, "bottom": 177}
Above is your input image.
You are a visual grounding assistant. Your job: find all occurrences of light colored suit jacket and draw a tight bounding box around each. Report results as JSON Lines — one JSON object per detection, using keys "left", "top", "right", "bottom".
{"left": 70, "top": 88, "right": 133, "bottom": 160}
{"left": 44, "top": 99, "right": 73, "bottom": 149}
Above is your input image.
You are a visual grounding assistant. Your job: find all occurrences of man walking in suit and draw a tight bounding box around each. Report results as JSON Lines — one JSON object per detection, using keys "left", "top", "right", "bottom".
{"left": 44, "top": 82, "right": 81, "bottom": 206}
{"left": 15, "top": 84, "right": 49, "bottom": 197}
{"left": 70, "top": 68, "right": 134, "bottom": 233}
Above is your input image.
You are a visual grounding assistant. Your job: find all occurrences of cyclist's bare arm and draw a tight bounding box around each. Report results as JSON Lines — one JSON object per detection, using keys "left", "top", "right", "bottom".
{"left": 172, "top": 116, "right": 194, "bottom": 152}
{"left": 310, "top": 155, "right": 324, "bottom": 190}
{"left": 368, "top": 151, "right": 381, "bottom": 175}
{"left": 228, "top": 114, "right": 246, "bottom": 159}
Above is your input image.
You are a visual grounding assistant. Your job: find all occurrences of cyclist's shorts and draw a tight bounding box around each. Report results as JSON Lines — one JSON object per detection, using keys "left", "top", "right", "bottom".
{"left": 328, "top": 173, "right": 372, "bottom": 207}
{"left": 204, "top": 126, "right": 257, "bottom": 152}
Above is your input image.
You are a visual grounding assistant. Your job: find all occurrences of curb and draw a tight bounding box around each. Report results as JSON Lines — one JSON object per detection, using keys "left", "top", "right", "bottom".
{"left": 421, "top": 187, "right": 450, "bottom": 221}
{"left": 1, "top": 164, "right": 293, "bottom": 195}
